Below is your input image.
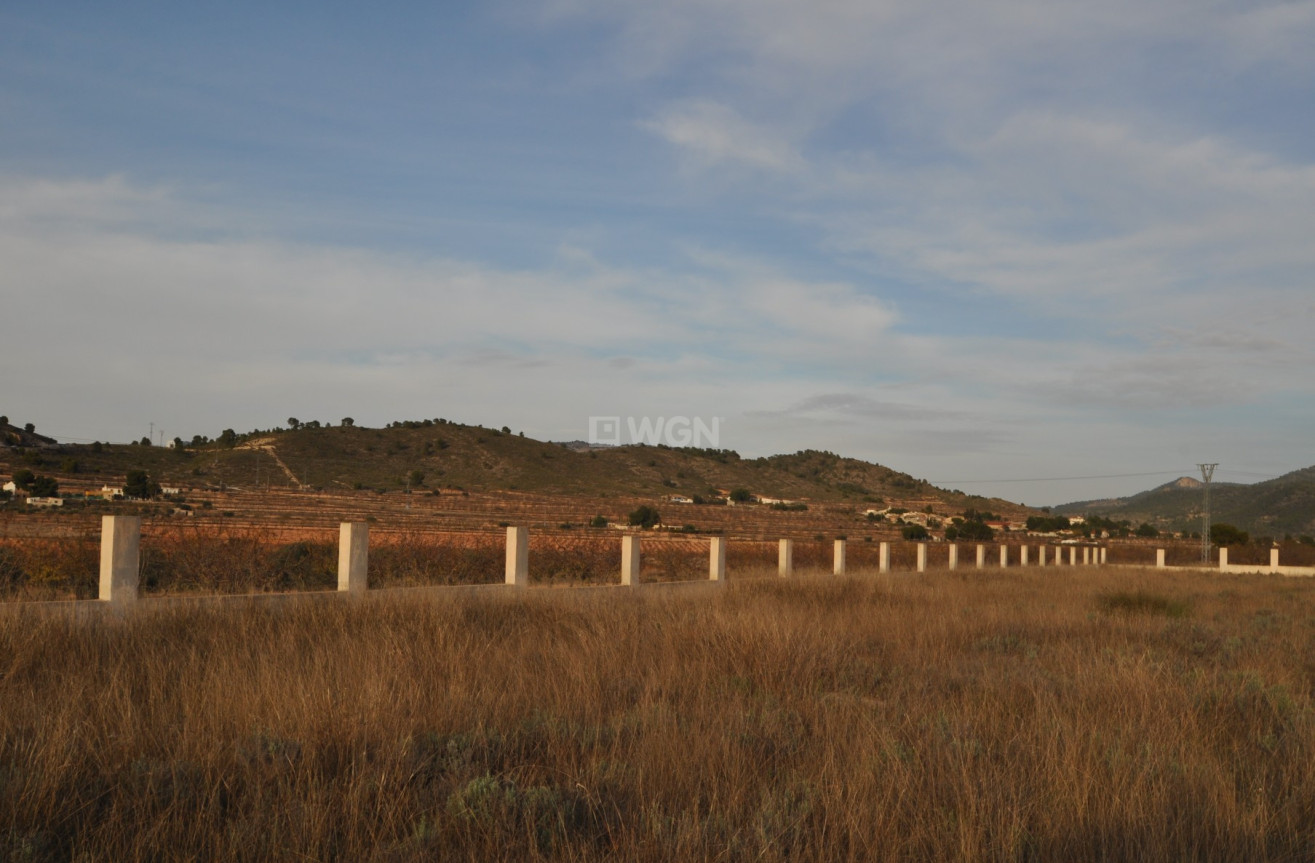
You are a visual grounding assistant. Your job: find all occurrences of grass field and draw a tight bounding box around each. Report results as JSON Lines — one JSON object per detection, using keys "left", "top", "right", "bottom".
{"left": 4, "top": 567, "right": 1315, "bottom": 860}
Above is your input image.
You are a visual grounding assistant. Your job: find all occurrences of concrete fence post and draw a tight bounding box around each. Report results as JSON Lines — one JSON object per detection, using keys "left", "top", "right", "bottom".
{"left": 1021, "top": 545, "right": 1030, "bottom": 567}
{"left": 917, "top": 543, "right": 927, "bottom": 572}
{"left": 1219, "top": 546, "right": 1228, "bottom": 570}
{"left": 99, "top": 515, "right": 141, "bottom": 604}
{"left": 1156, "top": 548, "right": 1166, "bottom": 568}
{"left": 1069, "top": 547, "right": 1077, "bottom": 566}
{"left": 1271, "top": 547, "right": 1280, "bottom": 572}
{"left": 337, "top": 522, "right": 369, "bottom": 594}
{"left": 1100, "top": 547, "right": 1107, "bottom": 565}
{"left": 709, "top": 536, "right": 727, "bottom": 582}
{"left": 778, "top": 539, "right": 793, "bottom": 577}
{"left": 1039, "top": 545, "right": 1048, "bottom": 566}
{"left": 505, "top": 526, "right": 528, "bottom": 587}
{"left": 622, "top": 535, "right": 641, "bottom": 586}
{"left": 976, "top": 544, "right": 985, "bottom": 569}
{"left": 1000, "top": 545, "right": 1008, "bottom": 569}
{"left": 878, "top": 542, "right": 890, "bottom": 573}
{"left": 833, "top": 539, "right": 846, "bottom": 576}
{"left": 948, "top": 543, "right": 958, "bottom": 570}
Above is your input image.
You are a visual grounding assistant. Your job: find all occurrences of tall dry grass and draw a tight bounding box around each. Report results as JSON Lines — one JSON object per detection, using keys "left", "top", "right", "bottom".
{"left": 4, "top": 568, "right": 1315, "bottom": 860}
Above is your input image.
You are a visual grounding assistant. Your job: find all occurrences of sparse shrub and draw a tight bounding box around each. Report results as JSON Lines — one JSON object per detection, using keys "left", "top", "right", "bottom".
{"left": 1098, "top": 590, "right": 1191, "bottom": 618}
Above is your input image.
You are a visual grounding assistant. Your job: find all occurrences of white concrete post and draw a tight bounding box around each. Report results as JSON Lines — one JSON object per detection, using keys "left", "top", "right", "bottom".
{"left": 778, "top": 539, "right": 793, "bottom": 577}
{"left": 99, "top": 515, "right": 141, "bottom": 604}
{"left": 709, "top": 536, "right": 726, "bottom": 582}
{"left": 917, "top": 543, "right": 927, "bottom": 572}
{"left": 1039, "top": 545, "right": 1047, "bottom": 566}
{"left": 1069, "top": 547, "right": 1077, "bottom": 566}
{"left": 1020, "top": 545, "right": 1029, "bottom": 567}
{"left": 505, "top": 526, "right": 528, "bottom": 587}
{"left": 1156, "top": 548, "right": 1166, "bottom": 568}
{"left": 878, "top": 542, "right": 890, "bottom": 573}
{"left": 948, "top": 543, "right": 958, "bottom": 570}
{"left": 1100, "top": 547, "right": 1107, "bottom": 565}
{"left": 1271, "top": 547, "right": 1280, "bottom": 571}
{"left": 337, "top": 522, "right": 369, "bottom": 593}
{"left": 1219, "top": 546, "right": 1228, "bottom": 570}
{"left": 621, "top": 535, "right": 641, "bottom": 586}
{"left": 999, "top": 545, "right": 1008, "bottom": 569}
{"left": 1081, "top": 546, "right": 1089, "bottom": 565}
{"left": 833, "top": 539, "right": 846, "bottom": 575}
{"left": 976, "top": 544, "right": 985, "bottom": 569}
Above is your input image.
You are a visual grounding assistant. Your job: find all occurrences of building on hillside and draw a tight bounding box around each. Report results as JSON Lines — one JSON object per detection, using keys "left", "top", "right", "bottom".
{"left": 101, "top": 485, "right": 124, "bottom": 500}
{"left": 27, "top": 497, "right": 63, "bottom": 507}
{"left": 2, "top": 481, "right": 16, "bottom": 494}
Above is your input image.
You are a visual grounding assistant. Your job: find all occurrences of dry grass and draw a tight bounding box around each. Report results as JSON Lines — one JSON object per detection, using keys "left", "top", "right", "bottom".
{"left": 4, "top": 568, "right": 1315, "bottom": 860}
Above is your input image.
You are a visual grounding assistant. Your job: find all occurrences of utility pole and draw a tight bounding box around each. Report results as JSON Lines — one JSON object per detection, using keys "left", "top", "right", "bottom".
{"left": 1198, "top": 463, "right": 1218, "bottom": 564}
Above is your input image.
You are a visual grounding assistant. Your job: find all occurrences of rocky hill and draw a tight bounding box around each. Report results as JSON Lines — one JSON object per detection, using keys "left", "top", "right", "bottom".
{"left": 1056, "top": 468, "right": 1315, "bottom": 539}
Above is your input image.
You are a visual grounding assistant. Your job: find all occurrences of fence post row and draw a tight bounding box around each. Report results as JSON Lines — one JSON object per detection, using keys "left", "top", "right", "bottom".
{"left": 710, "top": 536, "right": 727, "bottom": 583}
{"left": 337, "top": 522, "right": 369, "bottom": 593}
{"left": 778, "top": 538, "right": 794, "bottom": 577}
{"left": 505, "top": 525, "right": 528, "bottom": 587}
{"left": 621, "top": 535, "right": 641, "bottom": 587}
{"left": 81, "top": 522, "right": 1168, "bottom": 610}
{"left": 99, "top": 515, "right": 141, "bottom": 604}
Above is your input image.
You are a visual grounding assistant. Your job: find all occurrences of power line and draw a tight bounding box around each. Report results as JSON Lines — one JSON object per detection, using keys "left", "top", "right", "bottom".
{"left": 928, "top": 470, "right": 1187, "bottom": 485}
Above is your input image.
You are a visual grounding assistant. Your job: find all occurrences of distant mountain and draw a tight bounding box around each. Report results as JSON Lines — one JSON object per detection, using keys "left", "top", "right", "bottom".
{"left": 1056, "top": 468, "right": 1315, "bottom": 538}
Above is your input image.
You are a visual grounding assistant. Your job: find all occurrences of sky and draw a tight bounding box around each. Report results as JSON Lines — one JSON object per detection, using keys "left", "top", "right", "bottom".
{"left": 3, "top": 0, "right": 1313, "bottom": 506}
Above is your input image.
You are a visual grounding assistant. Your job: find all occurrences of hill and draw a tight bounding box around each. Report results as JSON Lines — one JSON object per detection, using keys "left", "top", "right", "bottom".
{"left": 1055, "top": 468, "right": 1315, "bottom": 539}
{"left": 0, "top": 418, "right": 1029, "bottom": 520}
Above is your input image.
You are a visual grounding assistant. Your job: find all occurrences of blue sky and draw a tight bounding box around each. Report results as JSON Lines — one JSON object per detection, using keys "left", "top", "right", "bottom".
{"left": 3, "top": 0, "right": 1314, "bottom": 505}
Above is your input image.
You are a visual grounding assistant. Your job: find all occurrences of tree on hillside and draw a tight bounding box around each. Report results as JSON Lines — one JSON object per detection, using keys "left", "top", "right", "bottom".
{"left": 1135, "top": 523, "right": 1159, "bottom": 538}
{"left": 902, "top": 524, "right": 929, "bottom": 541}
{"left": 11, "top": 469, "right": 35, "bottom": 491}
{"left": 124, "top": 470, "right": 162, "bottom": 500}
{"left": 1211, "top": 523, "right": 1249, "bottom": 546}
{"left": 24, "top": 423, "right": 35, "bottom": 433}
{"left": 0, "top": 415, "right": 7, "bottom": 426}
{"left": 341, "top": 417, "right": 354, "bottom": 427}
{"left": 218, "top": 429, "right": 238, "bottom": 448}
{"left": 956, "top": 520, "right": 995, "bottom": 542}
{"left": 31, "top": 476, "right": 58, "bottom": 497}
{"left": 408, "top": 470, "right": 425, "bottom": 487}
{"left": 730, "top": 488, "right": 752, "bottom": 503}
{"left": 628, "top": 505, "right": 661, "bottom": 529}
{"left": 287, "top": 418, "right": 301, "bottom": 430}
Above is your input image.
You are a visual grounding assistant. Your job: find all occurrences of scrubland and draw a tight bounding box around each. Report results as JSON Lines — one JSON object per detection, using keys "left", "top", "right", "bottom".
{"left": 4, "top": 567, "right": 1315, "bottom": 860}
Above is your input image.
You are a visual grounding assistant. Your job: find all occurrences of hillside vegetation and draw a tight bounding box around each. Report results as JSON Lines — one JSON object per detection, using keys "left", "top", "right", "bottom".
{"left": 0, "top": 419, "right": 1026, "bottom": 518}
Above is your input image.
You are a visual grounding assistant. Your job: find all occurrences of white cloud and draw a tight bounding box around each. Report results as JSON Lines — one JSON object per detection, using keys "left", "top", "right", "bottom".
{"left": 643, "top": 100, "right": 801, "bottom": 171}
